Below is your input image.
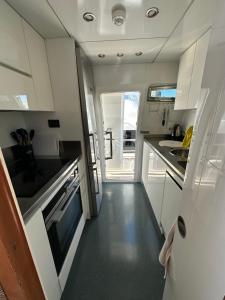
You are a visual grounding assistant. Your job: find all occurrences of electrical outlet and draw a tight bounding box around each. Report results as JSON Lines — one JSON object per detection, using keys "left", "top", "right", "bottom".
{"left": 48, "top": 119, "right": 60, "bottom": 128}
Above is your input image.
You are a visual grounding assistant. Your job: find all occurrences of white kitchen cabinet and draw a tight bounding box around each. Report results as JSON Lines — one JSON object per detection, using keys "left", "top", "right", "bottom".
{"left": 175, "top": 30, "right": 210, "bottom": 110}
{"left": 0, "top": 65, "right": 36, "bottom": 110}
{"left": 175, "top": 43, "right": 196, "bottom": 110}
{"left": 0, "top": 0, "right": 31, "bottom": 74}
{"left": 147, "top": 146, "right": 167, "bottom": 226}
{"left": 142, "top": 141, "right": 150, "bottom": 192}
{"left": 23, "top": 21, "right": 54, "bottom": 111}
{"left": 25, "top": 211, "right": 62, "bottom": 300}
{"left": 161, "top": 169, "right": 183, "bottom": 236}
{"left": 188, "top": 30, "right": 211, "bottom": 109}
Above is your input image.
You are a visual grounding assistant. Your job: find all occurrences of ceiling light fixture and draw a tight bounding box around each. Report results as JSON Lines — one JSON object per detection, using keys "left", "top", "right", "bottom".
{"left": 112, "top": 5, "right": 126, "bottom": 26}
{"left": 83, "top": 12, "right": 96, "bottom": 22}
{"left": 98, "top": 54, "right": 106, "bottom": 58}
{"left": 146, "top": 7, "right": 159, "bottom": 18}
{"left": 135, "top": 51, "right": 143, "bottom": 56}
{"left": 117, "top": 53, "right": 124, "bottom": 57}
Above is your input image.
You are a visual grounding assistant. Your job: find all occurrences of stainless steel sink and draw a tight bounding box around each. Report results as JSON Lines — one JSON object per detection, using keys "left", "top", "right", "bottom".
{"left": 177, "top": 160, "right": 187, "bottom": 169}
{"left": 170, "top": 148, "right": 189, "bottom": 159}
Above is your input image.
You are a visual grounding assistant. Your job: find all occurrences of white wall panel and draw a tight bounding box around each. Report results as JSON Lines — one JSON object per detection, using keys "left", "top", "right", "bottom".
{"left": 93, "top": 62, "right": 183, "bottom": 134}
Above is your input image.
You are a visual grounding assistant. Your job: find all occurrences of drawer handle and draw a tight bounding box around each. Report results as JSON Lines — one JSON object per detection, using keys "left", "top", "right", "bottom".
{"left": 178, "top": 215, "right": 186, "bottom": 238}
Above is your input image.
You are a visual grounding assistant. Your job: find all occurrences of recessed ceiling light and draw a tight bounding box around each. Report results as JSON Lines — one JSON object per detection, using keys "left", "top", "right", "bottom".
{"left": 117, "top": 53, "right": 124, "bottom": 57}
{"left": 98, "top": 54, "right": 106, "bottom": 58}
{"left": 83, "top": 12, "right": 96, "bottom": 22}
{"left": 146, "top": 7, "right": 159, "bottom": 18}
{"left": 135, "top": 51, "right": 143, "bottom": 56}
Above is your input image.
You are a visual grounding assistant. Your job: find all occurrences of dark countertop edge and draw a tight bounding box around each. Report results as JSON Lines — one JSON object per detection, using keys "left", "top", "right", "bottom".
{"left": 144, "top": 138, "right": 185, "bottom": 181}
{"left": 22, "top": 156, "right": 80, "bottom": 224}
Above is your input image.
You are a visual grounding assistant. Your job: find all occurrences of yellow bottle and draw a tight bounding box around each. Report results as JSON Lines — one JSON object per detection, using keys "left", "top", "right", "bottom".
{"left": 182, "top": 126, "right": 193, "bottom": 149}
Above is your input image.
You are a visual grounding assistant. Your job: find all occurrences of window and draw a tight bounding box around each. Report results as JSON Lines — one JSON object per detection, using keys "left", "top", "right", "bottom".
{"left": 147, "top": 85, "right": 176, "bottom": 102}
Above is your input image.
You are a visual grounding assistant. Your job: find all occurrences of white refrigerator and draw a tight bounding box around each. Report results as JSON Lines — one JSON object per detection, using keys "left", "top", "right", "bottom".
{"left": 163, "top": 2, "right": 225, "bottom": 299}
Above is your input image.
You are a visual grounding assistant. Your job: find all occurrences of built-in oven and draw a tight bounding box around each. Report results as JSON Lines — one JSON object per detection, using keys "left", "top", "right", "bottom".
{"left": 43, "top": 168, "right": 82, "bottom": 275}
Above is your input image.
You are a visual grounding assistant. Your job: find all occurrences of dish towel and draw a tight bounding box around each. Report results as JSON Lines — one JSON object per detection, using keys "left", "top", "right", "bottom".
{"left": 159, "top": 222, "right": 176, "bottom": 278}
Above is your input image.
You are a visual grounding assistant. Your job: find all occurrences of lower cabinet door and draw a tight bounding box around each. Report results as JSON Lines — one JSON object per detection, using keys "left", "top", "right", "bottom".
{"left": 147, "top": 146, "right": 167, "bottom": 225}
{"left": 161, "top": 170, "right": 183, "bottom": 236}
{"left": 0, "top": 65, "right": 36, "bottom": 110}
{"left": 142, "top": 142, "right": 150, "bottom": 192}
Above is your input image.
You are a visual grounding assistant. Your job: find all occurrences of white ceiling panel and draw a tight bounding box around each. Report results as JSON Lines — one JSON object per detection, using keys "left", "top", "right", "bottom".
{"left": 6, "top": 0, "right": 68, "bottom": 38}
{"left": 81, "top": 38, "right": 166, "bottom": 65}
{"left": 48, "top": 0, "right": 192, "bottom": 42}
{"left": 156, "top": 0, "right": 214, "bottom": 62}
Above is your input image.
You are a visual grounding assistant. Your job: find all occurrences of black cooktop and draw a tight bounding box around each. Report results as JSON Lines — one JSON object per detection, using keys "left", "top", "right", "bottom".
{"left": 10, "top": 158, "right": 70, "bottom": 197}
{"left": 3, "top": 141, "right": 82, "bottom": 200}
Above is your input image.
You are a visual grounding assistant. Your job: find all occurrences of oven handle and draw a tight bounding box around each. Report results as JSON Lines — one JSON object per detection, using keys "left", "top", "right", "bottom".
{"left": 53, "top": 182, "right": 81, "bottom": 223}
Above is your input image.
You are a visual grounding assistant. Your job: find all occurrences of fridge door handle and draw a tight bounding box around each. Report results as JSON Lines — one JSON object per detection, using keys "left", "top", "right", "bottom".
{"left": 89, "top": 133, "right": 97, "bottom": 165}
{"left": 93, "top": 167, "right": 100, "bottom": 194}
{"left": 104, "top": 130, "right": 113, "bottom": 160}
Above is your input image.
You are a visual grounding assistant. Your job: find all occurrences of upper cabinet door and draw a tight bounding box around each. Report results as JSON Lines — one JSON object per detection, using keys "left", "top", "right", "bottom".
{"left": 0, "top": 65, "right": 36, "bottom": 110}
{"left": 23, "top": 21, "right": 54, "bottom": 111}
{"left": 188, "top": 30, "right": 211, "bottom": 109}
{"left": 175, "top": 43, "right": 196, "bottom": 110}
{"left": 0, "top": 1, "right": 31, "bottom": 74}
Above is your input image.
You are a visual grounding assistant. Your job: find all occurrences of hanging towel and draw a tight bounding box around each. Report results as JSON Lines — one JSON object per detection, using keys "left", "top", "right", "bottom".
{"left": 159, "top": 222, "right": 176, "bottom": 278}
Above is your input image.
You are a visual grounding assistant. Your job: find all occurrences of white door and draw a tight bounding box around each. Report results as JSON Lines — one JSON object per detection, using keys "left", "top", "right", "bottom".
{"left": 163, "top": 16, "right": 225, "bottom": 300}
{"left": 102, "top": 93, "right": 124, "bottom": 172}
{"left": 101, "top": 92, "right": 140, "bottom": 181}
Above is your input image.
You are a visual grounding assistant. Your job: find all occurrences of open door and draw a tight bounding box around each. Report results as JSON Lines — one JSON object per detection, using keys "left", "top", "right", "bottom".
{"left": 0, "top": 150, "right": 45, "bottom": 300}
{"left": 101, "top": 92, "right": 140, "bottom": 181}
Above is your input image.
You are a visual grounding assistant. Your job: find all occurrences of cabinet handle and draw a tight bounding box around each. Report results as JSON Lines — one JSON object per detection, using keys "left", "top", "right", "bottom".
{"left": 105, "top": 130, "right": 113, "bottom": 160}
{"left": 166, "top": 170, "right": 182, "bottom": 190}
{"left": 177, "top": 216, "right": 186, "bottom": 238}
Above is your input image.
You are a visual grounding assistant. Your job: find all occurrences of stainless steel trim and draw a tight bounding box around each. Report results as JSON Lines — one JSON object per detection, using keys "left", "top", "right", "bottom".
{"left": 23, "top": 159, "right": 79, "bottom": 223}
{"left": 93, "top": 167, "right": 100, "bottom": 194}
{"left": 144, "top": 140, "right": 184, "bottom": 181}
{"left": 89, "top": 133, "right": 97, "bottom": 164}
{"left": 147, "top": 84, "right": 176, "bottom": 102}
{"left": 166, "top": 170, "right": 182, "bottom": 190}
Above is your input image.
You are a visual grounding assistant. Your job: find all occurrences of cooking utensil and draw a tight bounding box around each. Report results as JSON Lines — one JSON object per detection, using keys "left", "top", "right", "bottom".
{"left": 10, "top": 131, "right": 21, "bottom": 145}
{"left": 22, "top": 128, "right": 29, "bottom": 145}
{"left": 16, "top": 129, "right": 25, "bottom": 145}
{"left": 162, "top": 108, "right": 166, "bottom": 126}
{"left": 16, "top": 128, "right": 29, "bottom": 145}
{"left": 30, "top": 129, "right": 35, "bottom": 142}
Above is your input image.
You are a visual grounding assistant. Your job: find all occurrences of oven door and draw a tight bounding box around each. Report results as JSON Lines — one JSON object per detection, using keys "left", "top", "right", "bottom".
{"left": 46, "top": 182, "right": 83, "bottom": 275}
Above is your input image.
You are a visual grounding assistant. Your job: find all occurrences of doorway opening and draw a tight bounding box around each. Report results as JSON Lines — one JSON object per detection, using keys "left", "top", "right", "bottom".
{"left": 101, "top": 91, "right": 140, "bottom": 181}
